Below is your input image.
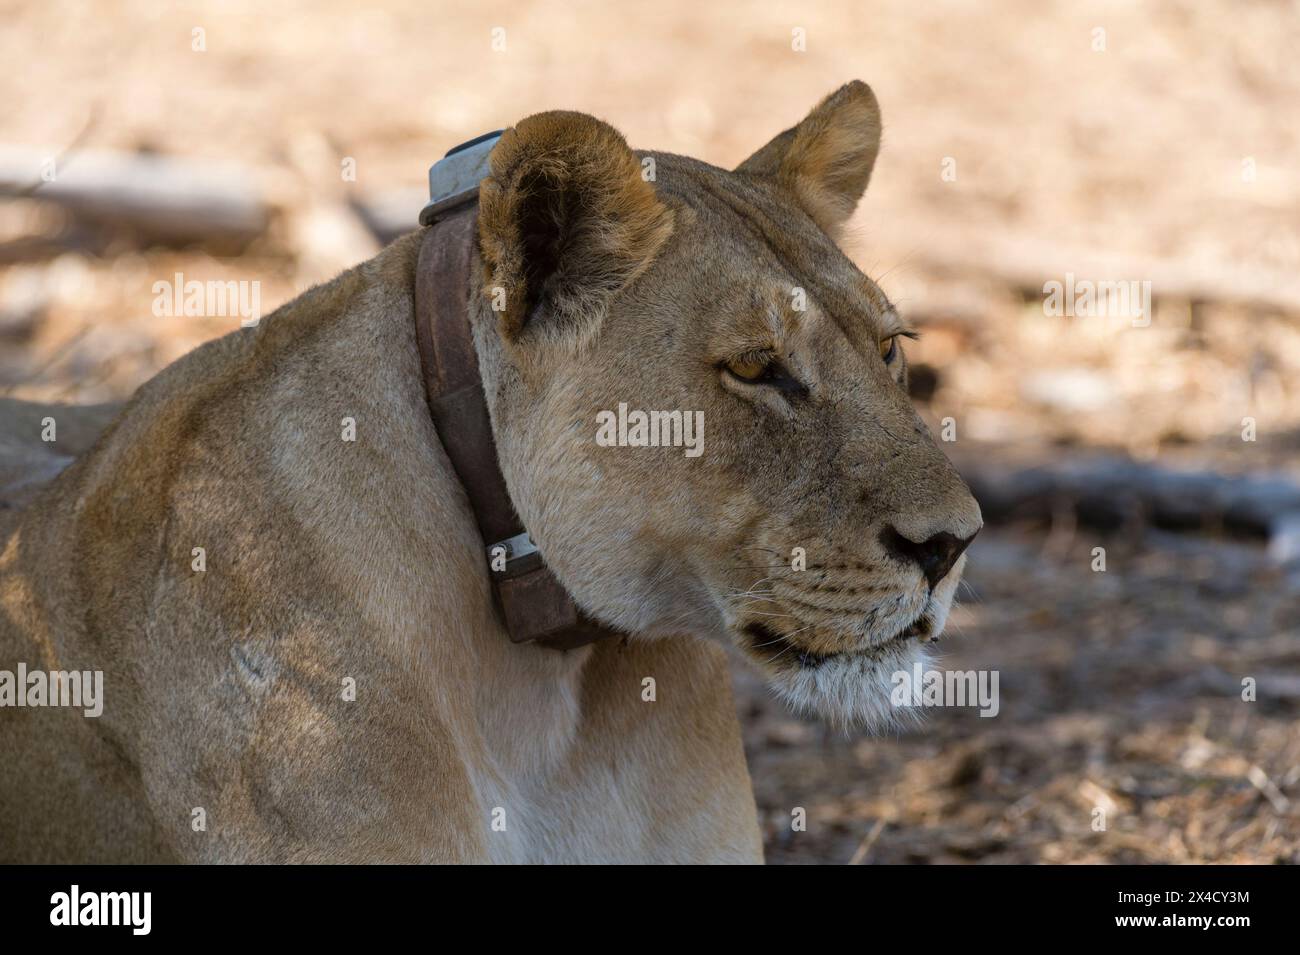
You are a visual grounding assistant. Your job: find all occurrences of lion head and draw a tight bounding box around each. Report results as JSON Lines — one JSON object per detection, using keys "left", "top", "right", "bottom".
{"left": 471, "top": 81, "right": 982, "bottom": 728}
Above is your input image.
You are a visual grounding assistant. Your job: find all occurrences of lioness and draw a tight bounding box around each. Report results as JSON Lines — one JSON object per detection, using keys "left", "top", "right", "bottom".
{"left": 0, "top": 81, "right": 980, "bottom": 863}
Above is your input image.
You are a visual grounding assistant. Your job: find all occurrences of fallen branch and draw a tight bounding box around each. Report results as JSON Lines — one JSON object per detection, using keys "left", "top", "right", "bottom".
{"left": 0, "top": 146, "right": 269, "bottom": 246}
{"left": 955, "top": 451, "right": 1300, "bottom": 548}
{"left": 351, "top": 188, "right": 425, "bottom": 246}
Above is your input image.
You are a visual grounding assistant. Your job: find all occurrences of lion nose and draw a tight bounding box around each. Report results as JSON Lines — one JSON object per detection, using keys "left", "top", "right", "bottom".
{"left": 880, "top": 526, "right": 978, "bottom": 590}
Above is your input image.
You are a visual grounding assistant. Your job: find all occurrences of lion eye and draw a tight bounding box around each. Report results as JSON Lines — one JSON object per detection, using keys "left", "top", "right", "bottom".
{"left": 879, "top": 335, "right": 898, "bottom": 363}
{"left": 721, "top": 351, "right": 808, "bottom": 397}
{"left": 724, "top": 353, "right": 772, "bottom": 382}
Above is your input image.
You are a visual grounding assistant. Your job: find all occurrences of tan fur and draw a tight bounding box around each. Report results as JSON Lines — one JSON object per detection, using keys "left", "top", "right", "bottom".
{"left": 735, "top": 80, "right": 882, "bottom": 236}
{"left": 479, "top": 111, "right": 675, "bottom": 344}
{"left": 0, "top": 81, "right": 978, "bottom": 863}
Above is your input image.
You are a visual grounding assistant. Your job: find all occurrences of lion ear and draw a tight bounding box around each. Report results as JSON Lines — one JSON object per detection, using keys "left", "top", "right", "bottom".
{"left": 736, "top": 80, "right": 882, "bottom": 237}
{"left": 477, "top": 111, "right": 674, "bottom": 346}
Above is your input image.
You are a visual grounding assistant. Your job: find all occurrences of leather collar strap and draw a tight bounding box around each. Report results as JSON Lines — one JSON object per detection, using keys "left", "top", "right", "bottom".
{"left": 414, "top": 205, "right": 617, "bottom": 651}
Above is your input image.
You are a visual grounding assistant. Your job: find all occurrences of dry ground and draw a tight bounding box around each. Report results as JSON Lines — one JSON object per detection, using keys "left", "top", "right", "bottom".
{"left": 2, "top": 0, "right": 1298, "bottom": 863}
{"left": 740, "top": 524, "right": 1300, "bottom": 864}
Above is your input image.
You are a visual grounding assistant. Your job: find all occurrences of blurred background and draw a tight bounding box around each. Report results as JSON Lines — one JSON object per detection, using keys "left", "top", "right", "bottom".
{"left": 2, "top": 0, "right": 1298, "bottom": 863}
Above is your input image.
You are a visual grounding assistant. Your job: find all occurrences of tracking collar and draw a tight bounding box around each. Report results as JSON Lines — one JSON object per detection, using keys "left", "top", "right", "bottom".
{"left": 414, "top": 133, "right": 617, "bottom": 651}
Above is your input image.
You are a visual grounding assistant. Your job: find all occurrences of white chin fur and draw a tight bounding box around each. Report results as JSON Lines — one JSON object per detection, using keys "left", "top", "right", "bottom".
{"left": 766, "top": 640, "right": 933, "bottom": 734}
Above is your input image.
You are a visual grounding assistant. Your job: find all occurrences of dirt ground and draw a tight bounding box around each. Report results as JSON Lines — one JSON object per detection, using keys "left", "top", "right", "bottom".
{"left": 2, "top": 1, "right": 1298, "bottom": 863}
{"left": 740, "top": 524, "right": 1300, "bottom": 864}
